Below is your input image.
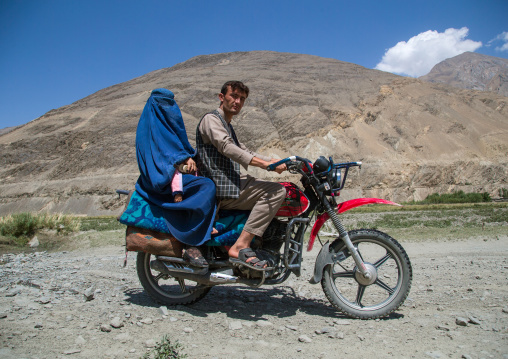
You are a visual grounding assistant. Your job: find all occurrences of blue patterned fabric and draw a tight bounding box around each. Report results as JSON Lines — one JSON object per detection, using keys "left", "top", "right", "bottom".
{"left": 119, "top": 190, "right": 171, "bottom": 233}
{"left": 207, "top": 211, "right": 249, "bottom": 246}
{"left": 119, "top": 191, "right": 248, "bottom": 246}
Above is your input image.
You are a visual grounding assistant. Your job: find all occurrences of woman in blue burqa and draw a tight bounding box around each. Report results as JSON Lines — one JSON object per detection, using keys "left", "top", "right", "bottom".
{"left": 135, "top": 88, "right": 216, "bottom": 267}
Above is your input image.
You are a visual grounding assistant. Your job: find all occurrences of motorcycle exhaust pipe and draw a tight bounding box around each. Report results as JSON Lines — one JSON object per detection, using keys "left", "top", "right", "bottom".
{"left": 150, "top": 259, "right": 239, "bottom": 285}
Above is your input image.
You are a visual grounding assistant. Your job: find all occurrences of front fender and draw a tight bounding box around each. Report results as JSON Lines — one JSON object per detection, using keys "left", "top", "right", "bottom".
{"left": 307, "top": 198, "right": 401, "bottom": 251}
{"left": 309, "top": 242, "right": 333, "bottom": 284}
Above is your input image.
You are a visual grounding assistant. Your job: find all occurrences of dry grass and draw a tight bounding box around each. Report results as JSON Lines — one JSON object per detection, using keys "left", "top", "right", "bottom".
{"left": 1, "top": 203, "right": 506, "bottom": 254}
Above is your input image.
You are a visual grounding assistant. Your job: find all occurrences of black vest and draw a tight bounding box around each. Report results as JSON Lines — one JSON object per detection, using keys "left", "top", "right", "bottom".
{"left": 195, "top": 110, "right": 241, "bottom": 199}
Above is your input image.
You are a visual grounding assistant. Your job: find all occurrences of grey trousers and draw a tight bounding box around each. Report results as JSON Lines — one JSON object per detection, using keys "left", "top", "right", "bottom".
{"left": 219, "top": 174, "right": 286, "bottom": 237}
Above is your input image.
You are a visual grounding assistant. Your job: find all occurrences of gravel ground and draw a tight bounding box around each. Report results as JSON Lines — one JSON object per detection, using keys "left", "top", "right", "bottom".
{"left": 0, "top": 234, "right": 507, "bottom": 359}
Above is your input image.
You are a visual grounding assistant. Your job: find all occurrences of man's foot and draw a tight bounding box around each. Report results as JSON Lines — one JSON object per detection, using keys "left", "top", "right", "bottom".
{"left": 229, "top": 248, "right": 271, "bottom": 271}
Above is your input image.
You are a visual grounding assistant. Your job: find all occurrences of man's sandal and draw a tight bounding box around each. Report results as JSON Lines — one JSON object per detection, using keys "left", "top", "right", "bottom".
{"left": 229, "top": 248, "right": 273, "bottom": 271}
{"left": 183, "top": 247, "right": 208, "bottom": 268}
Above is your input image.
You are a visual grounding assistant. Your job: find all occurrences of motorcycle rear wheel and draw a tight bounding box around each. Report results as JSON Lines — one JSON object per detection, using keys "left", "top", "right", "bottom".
{"left": 322, "top": 229, "right": 412, "bottom": 319}
{"left": 136, "top": 252, "right": 211, "bottom": 306}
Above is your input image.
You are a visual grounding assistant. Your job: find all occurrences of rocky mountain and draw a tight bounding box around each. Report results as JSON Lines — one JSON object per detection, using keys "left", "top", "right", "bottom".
{"left": 420, "top": 52, "right": 508, "bottom": 96}
{"left": 1, "top": 51, "right": 507, "bottom": 216}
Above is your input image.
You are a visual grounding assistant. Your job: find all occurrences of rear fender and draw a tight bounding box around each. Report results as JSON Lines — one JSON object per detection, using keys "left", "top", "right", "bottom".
{"left": 307, "top": 198, "right": 401, "bottom": 252}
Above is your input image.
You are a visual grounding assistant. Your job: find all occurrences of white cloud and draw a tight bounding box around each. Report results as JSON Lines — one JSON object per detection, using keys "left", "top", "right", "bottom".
{"left": 489, "top": 32, "right": 508, "bottom": 52}
{"left": 375, "top": 27, "right": 482, "bottom": 77}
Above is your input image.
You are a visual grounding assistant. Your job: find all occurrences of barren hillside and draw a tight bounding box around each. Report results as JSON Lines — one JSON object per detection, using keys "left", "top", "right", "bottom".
{"left": 1, "top": 51, "right": 507, "bottom": 215}
{"left": 420, "top": 52, "right": 508, "bottom": 96}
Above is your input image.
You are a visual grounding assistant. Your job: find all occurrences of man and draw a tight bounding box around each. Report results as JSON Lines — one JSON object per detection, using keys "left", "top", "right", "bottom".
{"left": 196, "top": 81, "right": 287, "bottom": 270}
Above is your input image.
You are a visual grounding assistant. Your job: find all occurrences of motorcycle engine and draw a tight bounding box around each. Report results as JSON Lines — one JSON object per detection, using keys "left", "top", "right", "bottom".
{"left": 252, "top": 218, "right": 287, "bottom": 252}
{"left": 233, "top": 248, "right": 279, "bottom": 279}
{"left": 235, "top": 219, "right": 287, "bottom": 279}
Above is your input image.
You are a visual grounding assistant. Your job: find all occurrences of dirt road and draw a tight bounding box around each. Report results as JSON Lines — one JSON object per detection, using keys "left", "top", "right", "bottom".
{"left": 1, "top": 235, "right": 507, "bottom": 359}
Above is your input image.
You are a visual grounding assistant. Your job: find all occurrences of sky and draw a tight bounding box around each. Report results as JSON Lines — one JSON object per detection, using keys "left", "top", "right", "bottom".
{"left": 1, "top": 0, "right": 507, "bottom": 129}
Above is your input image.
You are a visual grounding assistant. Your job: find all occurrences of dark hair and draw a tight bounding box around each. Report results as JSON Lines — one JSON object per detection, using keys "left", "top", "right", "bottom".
{"left": 221, "top": 81, "right": 249, "bottom": 98}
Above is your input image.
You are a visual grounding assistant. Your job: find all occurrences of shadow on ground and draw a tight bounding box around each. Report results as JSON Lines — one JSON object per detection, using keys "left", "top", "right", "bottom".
{"left": 124, "top": 285, "right": 405, "bottom": 322}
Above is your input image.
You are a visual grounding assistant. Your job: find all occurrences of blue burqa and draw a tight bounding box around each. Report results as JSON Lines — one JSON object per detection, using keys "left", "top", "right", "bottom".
{"left": 135, "top": 88, "right": 216, "bottom": 246}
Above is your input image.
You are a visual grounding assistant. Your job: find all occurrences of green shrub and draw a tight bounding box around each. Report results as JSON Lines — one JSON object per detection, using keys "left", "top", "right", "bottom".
{"left": 0, "top": 213, "right": 39, "bottom": 237}
{"left": 0, "top": 213, "right": 80, "bottom": 239}
{"left": 142, "top": 336, "right": 186, "bottom": 359}
{"left": 415, "top": 190, "right": 491, "bottom": 205}
{"left": 79, "top": 216, "right": 124, "bottom": 231}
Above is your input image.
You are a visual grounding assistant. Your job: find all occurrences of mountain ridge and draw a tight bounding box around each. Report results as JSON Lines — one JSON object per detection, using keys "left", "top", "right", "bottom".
{"left": 1, "top": 51, "right": 506, "bottom": 216}
{"left": 420, "top": 51, "right": 508, "bottom": 96}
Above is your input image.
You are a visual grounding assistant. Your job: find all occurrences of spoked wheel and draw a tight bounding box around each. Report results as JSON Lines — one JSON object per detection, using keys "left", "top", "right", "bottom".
{"left": 136, "top": 252, "right": 211, "bottom": 306}
{"left": 322, "top": 229, "right": 412, "bottom": 319}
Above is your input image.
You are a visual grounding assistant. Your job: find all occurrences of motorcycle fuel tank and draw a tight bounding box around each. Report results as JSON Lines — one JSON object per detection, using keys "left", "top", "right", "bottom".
{"left": 275, "top": 182, "right": 310, "bottom": 217}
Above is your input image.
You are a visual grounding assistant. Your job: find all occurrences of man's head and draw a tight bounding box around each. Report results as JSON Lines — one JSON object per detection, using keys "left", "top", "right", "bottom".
{"left": 219, "top": 81, "right": 249, "bottom": 120}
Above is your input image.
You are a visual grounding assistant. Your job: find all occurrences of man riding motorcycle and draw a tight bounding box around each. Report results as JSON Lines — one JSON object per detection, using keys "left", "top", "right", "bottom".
{"left": 195, "top": 80, "right": 287, "bottom": 270}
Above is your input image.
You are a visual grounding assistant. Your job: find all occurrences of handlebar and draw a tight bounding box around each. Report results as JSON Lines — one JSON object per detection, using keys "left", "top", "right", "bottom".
{"left": 333, "top": 161, "right": 362, "bottom": 169}
{"left": 267, "top": 156, "right": 313, "bottom": 173}
{"left": 267, "top": 156, "right": 361, "bottom": 173}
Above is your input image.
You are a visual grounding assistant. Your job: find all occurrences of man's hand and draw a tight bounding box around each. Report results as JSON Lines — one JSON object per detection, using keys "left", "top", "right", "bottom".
{"left": 249, "top": 157, "right": 286, "bottom": 174}
{"left": 269, "top": 159, "right": 286, "bottom": 174}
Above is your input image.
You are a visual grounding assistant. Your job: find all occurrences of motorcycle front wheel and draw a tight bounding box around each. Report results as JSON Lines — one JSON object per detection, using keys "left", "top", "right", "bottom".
{"left": 321, "top": 229, "right": 412, "bottom": 319}
{"left": 136, "top": 252, "right": 211, "bottom": 306}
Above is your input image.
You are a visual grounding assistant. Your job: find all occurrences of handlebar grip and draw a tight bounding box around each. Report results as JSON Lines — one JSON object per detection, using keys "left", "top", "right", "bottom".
{"left": 267, "top": 161, "right": 281, "bottom": 171}
{"left": 267, "top": 156, "right": 296, "bottom": 171}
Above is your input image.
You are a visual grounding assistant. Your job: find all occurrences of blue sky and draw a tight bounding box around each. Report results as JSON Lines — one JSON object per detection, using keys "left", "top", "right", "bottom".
{"left": 1, "top": 0, "right": 507, "bottom": 129}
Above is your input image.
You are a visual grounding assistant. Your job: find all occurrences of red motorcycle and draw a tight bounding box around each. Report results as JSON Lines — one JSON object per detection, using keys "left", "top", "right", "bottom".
{"left": 126, "top": 156, "right": 412, "bottom": 319}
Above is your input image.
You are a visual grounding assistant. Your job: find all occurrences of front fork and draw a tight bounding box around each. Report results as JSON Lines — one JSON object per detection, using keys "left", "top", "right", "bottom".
{"left": 325, "top": 208, "right": 371, "bottom": 279}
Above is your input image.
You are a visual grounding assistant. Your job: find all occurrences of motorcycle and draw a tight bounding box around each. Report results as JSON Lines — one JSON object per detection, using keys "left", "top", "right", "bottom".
{"left": 118, "top": 155, "right": 412, "bottom": 320}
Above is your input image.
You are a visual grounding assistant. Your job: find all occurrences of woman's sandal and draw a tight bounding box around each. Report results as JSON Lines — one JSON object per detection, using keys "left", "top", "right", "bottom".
{"left": 183, "top": 247, "right": 208, "bottom": 268}
{"left": 229, "top": 248, "right": 273, "bottom": 271}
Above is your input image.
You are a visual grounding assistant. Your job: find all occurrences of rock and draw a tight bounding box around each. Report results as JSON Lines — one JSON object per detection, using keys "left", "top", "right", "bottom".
{"left": 316, "top": 326, "right": 333, "bottom": 334}
{"left": 110, "top": 317, "right": 124, "bottom": 329}
{"left": 285, "top": 325, "right": 298, "bottom": 331}
{"left": 63, "top": 349, "right": 81, "bottom": 355}
{"left": 436, "top": 325, "right": 450, "bottom": 331}
{"left": 140, "top": 317, "right": 153, "bottom": 325}
{"left": 333, "top": 319, "right": 351, "bottom": 325}
{"left": 256, "top": 320, "right": 273, "bottom": 327}
{"left": 6, "top": 287, "right": 22, "bottom": 297}
{"left": 468, "top": 316, "right": 481, "bottom": 325}
{"left": 28, "top": 236, "right": 39, "bottom": 248}
{"left": 229, "top": 321, "right": 243, "bottom": 330}
{"left": 100, "top": 324, "right": 111, "bottom": 332}
{"left": 83, "top": 287, "right": 95, "bottom": 302}
{"left": 159, "top": 306, "right": 169, "bottom": 316}
{"left": 37, "top": 296, "right": 51, "bottom": 304}
{"left": 298, "top": 335, "right": 312, "bottom": 343}
{"left": 455, "top": 317, "right": 469, "bottom": 326}
{"left": 183, "top": 327, "right": 193, "bottom": 333}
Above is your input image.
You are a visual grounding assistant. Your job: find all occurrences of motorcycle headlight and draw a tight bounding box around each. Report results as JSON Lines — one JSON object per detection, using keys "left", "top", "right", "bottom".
{"left": 327, "top": 168, "right": 342, "bottom": 190}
